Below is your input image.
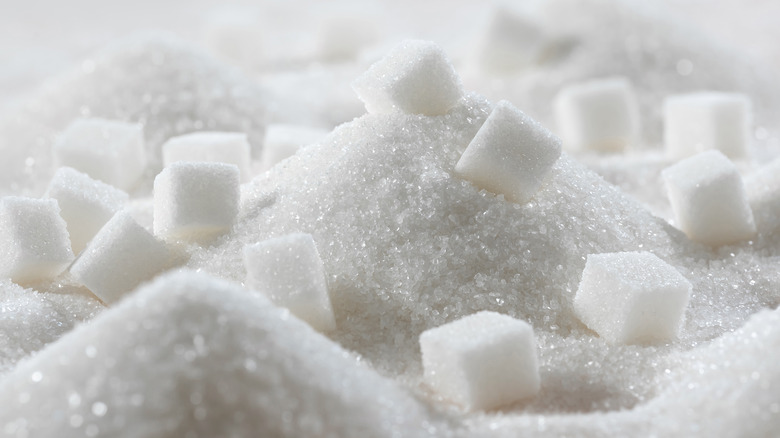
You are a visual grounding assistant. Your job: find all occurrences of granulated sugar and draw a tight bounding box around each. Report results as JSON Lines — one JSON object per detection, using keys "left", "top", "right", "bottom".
{"left": 1, "top": 0, "right": 779, "bottom": 436}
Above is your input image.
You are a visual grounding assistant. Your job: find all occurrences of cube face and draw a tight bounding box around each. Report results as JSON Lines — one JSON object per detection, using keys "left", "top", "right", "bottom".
{"left": 243, "top": 233, "right": 335, "bottom": 332}
{"left": 662, "top": 150, "right": 756, "bottom": 246}
{"left": 153, "top": 162, "right": 240, "bottom": 240}
{"left": 70, "top": 211, "right": 170, "bottom": 304}
{"left": 261, "top": 124, "right": 328, "bottom": 170}
{"left": 454, "top": 100, "right": 562, "bottom": 204}
{"left": 419, "top": 311, "right": 540, "bottom": 411}
{"left": 746, "top": 157, "right": 780, "bottom": 233}
{"left": 53, "top": 118, "right": 146, "bottom": 191}
{"left": 352, "top": 40, "right": 463, "bottom": 116}
{"left": 45, "top": 167, "right": 129, "bottom": 254}
{"left": 554, "top": 77, "right": 640, "bottom": 153}
{"left": 0, "top": 197, "right": 74, "bottom": 284}
{"left": 664, "top": 92, "right": 751, "bottom": 160}
{"left": 573, "top": 252, "right": 692, "bottom": 345}
{"left": 161, "top": 131, "right": 252, "bottom": 182}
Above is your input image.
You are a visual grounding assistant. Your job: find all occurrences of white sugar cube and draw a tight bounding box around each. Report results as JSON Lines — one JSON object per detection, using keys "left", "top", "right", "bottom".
{"left": 261, "top": 124, "right": 328, "bottom": 170}
{"left": 554, "top": 77, "right": 640, "bottom": 153}
{"left": 161, "top": 131, "right": 252, "bottom": 182}
{"left": 70, "top": 211, "right": 171, "bottom": 304}
{"left": 662, "top": 150, "right": 756, "bottom": 246}
{"left": 45, "top": 167, "right": 129, "bottom": 254}
{"left": 454, "top": 100, "right": 561, "bottom": 204}
{"left": 746, "top": 157, "right": 780, "bottom": 233}
{"left": 0, "top": 197, "right": 74, "bottom": 284}
{"left": 153, "top": 162, "right": 241, "bottom": 240}
{"left": 243, "top": 233, "right": 335, "bottom": 332}
{"left": 53, "top": 118, "right": 146, "bottom": 191}
{"left": 352, "top": 40, "right": 463, "bottom": 116}
{"left": 474, "top": 6, "right": 544, "bottom": 72}
{"left": 664, "top": 92, "right": 751, "bottom": 160}
{"left": 574, "top": 252, "right": 692, "bottom": 345}
{"left": 419, "top": 311, "right": 540, "bottom": 411}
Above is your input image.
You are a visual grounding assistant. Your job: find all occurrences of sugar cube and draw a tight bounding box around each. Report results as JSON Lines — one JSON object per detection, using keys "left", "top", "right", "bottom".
{"left": 261, "top": 124, "right": 328, "bottom": 170}
{"left": 664, "top": 92, "right": 751, "bottom": 160}
{"left": 243, "top": 233, "right": 335, "bottom": 332}
{"left": 745, "top": 157, "right": 780, "bottom": 234}
{"left": 153, "top": 162, "right": 240, "bottom": 240}
{"left": 70, "top": 211, "right": 171, "bottom": 304}
{"left": 161, "top": 131, "right": 252, "bottom": 182}
{"left": 52, "top": 118, "right": 146, "bottom": 191}
{"left": 573, "top": 252, "right": 692, "bottom": 345}
{"left": 554, "top": 77, "right": 640, "bottom": 153}
{"left": 662, "top": 150, "right": 756, "bottom": 246}
{"left": 0, "top": 197, "right": 74, "bottom": 284}
{"left": 45, "top": 166, "right": 129, "bottom": 254}
{"left": 352, "top": 40, "right": 463, "bottom": 116}
{"left": 454, "top": 100, "right": 561, "bottom": 204}
{"left": 474, "top": 5, "right": 545, "bottom": 72}
{"left": 419, "top": 311, "right": 540, "bottom": 411}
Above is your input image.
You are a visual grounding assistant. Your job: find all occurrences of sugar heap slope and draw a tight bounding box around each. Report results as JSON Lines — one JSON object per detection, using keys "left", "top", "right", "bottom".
{"left": 191, "top": 95, "right": 688, "bottom": 376}
{"left": 0, "top": 32, "right": 267, "bottom": 196}
{"left": 0, "top": 271, "right": 445, "bottom": 438}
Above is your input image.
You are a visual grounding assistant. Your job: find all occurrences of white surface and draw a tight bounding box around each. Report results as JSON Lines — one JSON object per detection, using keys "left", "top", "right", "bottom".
{"left": 261, "top": 124, "right": 329, "bottom": 170}
{"left": 161, "top": 131, "right": 253, "bottom": 182}
{"left": 52, "top": 118, "right": 146, "bottom": 191}
{"left": 153, "top": 162, "right": 240, "bottom": 240}
{"left": 352, "top": 40, "right": 463, "bottom": 115}
{"left": 574, "top": 251, "right": 692, "bottom": 345}
{"left": 243, "top": 233, "right": 336, "bottom": 332}
{"left": 663, "top": 92, "right": 751, "bottom": 160}
{"left": 70, "top": 211, "right": 170, "bottom": 304}
{"left": 455, "top": 100, "right": 561, "bottom": 204}
{"left": 0, "top": 197, "right": 73, "bottom": 284}
{"left": 663, "top": 150, "right": 756, "bottom": 246}
{"left": 555, "top": 77, "right": 640, "bottom": 153}
{"left": 420, "top": 311, "right": 540, "bottom": 410}
{"left": 45, "top": 166, "right": 128, "bottom": 253}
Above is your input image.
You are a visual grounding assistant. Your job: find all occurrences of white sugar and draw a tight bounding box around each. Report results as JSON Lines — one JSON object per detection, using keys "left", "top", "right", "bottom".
{"left": 260, "top": 124, "right": 329, "bottom": 170}
{"left": 45, "top": 167, "right": 128, "bottom": 254}
{"left": 161, "top": 131, "right": 253, "bottom": 182}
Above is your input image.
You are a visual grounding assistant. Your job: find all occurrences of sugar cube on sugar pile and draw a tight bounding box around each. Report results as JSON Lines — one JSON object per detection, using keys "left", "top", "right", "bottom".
{"left": 3, "top": 1, "right": 780, "bottom": 437}
{"left": 664, "top": 92, "right": 752, "bottom": 160}
{"left": 153, "top": 161, "right": 240, "bottom": 241}
{"left": 0, "top": 197, "right": 73, "bottom": 284}
{"left": 243, "top": 233, "right": 336, "bottom": 333}
{"left": 52, "top": 118, "right": 146, "bottom": 191}
{"left": 45, "top": 166, "right": 129, "bottom": 253}
{"left": 554, "top": 77, "right": 641, "bottom": 153}
{"left": 420, "top": 311, "right": 540, "bottom": 411}
{"left": 662, "top": 150, "right": 756, "bottom": 247}
{"left": 574, "top": 252, "right": 692, "bottom": 345}
{"left": 161, "top": 131, "right": 253, "bottom": 182}
{"left": 454, "top": 100, "right": 562, "bottom": 204}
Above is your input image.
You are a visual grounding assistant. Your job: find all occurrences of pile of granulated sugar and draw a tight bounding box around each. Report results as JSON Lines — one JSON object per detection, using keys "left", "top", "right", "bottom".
{"left": 2, "top": 0, "right": 780, "bottom": 437}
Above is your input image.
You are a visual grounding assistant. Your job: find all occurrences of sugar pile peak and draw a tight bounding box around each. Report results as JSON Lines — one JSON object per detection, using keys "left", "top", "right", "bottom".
{"left": 455, "top": 100, "right": 561, "bottom": 204}
{"left": 419, "top": 311, "right": 540, "bottom": 411}
{"left": 574, "top": 251, "right": 692, "bottom": 345}
{"left": 352, "top": 40, "right": 463, "bottom": 116}
{"left": 70, "top": 211, "right": 171, "bottom": 304}
{"left": 662, "top": 150, "right": 756, "bottom": 246}
{"left": 153, "top": 161, "right": 241, "bottom": 240}
{"left": 45, "top": 166, "right": 128, "bottom": 254}
{"left": 161, "top": 131, "right": 252, "bottom": 182}
{"left": 243, "top": 233, "right": 336, "bottom": 332}
{"left": 664, "top": 92, "right": 752, "bottom": 160}
{"left": 0, "top": 197, "right": 74, "bottom": 284}
{"left": 554, "top": 77, "right": 640, "bottom": 153}
{"left": 52, "top": 118, "right": 146, "bottom": 191}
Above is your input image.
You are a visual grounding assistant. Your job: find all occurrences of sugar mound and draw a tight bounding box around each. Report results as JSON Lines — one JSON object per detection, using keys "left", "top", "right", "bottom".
{"left": 0, "top": 33, "right": 268, "bottom": 196}
{"left": 0, "top": 270, "right": 442, "bottom": 438}
{"left": 261, "top": 124, "right": 329, "bottom": 171}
